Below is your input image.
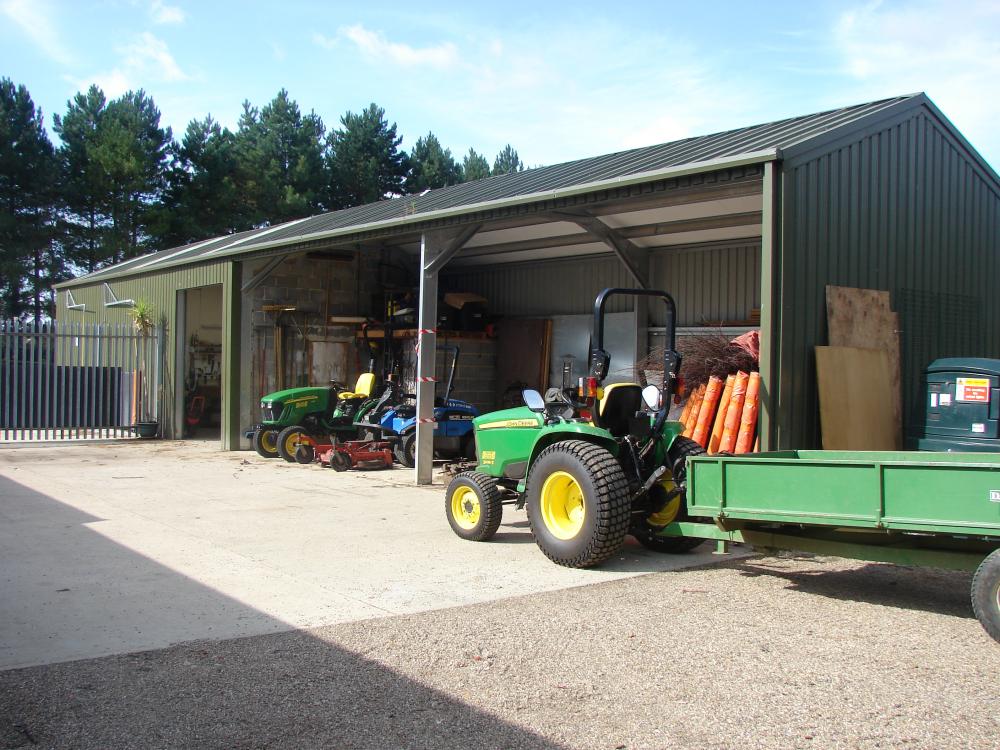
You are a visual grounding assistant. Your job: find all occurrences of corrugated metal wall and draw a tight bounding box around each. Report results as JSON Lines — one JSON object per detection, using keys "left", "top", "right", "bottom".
{"left": 57, "top": 263, "right": 231, "bottom": 439}
{"left": 776, "top": 105, "right": 1000, "bottom": 449}
{"left": 650, "top": 242, "right": 760, "bottom": 326}
{"left": 445, "top": 242, "right": 761, "bottom": 325}
{"left": 444, "top": 254, "right": 636, "bottom": 316}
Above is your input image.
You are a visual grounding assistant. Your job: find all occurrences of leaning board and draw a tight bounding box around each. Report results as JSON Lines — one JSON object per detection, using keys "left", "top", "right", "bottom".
{"left": 815, "top": 346, "right": 896, "bottom": 450}
{"left": 825, "top": 285, "right": 902, "bottom": 447}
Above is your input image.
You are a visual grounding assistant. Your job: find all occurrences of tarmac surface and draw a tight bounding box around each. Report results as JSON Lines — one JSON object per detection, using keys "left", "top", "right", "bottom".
{"left": 2, "top": 440, "right": 998, "bottom": 749}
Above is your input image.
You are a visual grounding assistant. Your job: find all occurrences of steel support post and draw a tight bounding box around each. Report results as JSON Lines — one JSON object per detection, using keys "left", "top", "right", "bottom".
{"left": 415, "top": 226, "right": 480, "bottom": 484}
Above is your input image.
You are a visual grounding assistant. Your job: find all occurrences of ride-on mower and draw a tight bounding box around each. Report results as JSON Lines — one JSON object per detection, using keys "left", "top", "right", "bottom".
{"left": 445, "top": 287, "right": 704, "bottom": 568}
{"left": 247, "top": 323, "right": 403, "bottom": 461}
{"left": 379, "top": 344, "right": 479, "bottom": 467}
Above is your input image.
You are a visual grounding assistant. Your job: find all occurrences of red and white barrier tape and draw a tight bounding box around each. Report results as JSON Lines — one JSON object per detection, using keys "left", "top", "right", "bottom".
{"left": 416, "top": 376, "right": 439, "bottom": 383}
{"left": 417, "top": 417, "right": 437, "bottom": 424}
{"left": 414, "top": 328, "right": 438, "bottom": 355}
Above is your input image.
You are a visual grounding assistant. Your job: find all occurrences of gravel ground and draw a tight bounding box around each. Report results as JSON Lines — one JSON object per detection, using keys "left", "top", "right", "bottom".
{"left": 3, "top": 553, "right": 998, "bottom": 750}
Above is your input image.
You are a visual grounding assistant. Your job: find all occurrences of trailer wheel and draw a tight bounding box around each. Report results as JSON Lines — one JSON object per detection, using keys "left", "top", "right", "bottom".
{"left": 277, "top": 425, "right": 311, "bottom": 463}
{"left": 446, "top": 472, "right": 503, "bottom": 541}
{"left": 395, "top": 433, "right": 416, "bottom": 468}
{"left": 972, "top": 549, "right": 1000, "bottom": 644}
{"left": 526, "top": 440, "right": 630, "bottom": 568}
{"left": 631, "top": 436, "right": 707, "bottom": 553}
{"left": 252, "top": 427, "right": 280, "bottom": 459}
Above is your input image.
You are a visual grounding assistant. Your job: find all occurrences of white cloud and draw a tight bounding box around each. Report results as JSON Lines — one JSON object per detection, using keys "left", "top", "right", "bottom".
{"left": 78, "top": 32, "right": 188, "bottom": 98}
{"left": 150, "top": 0, "right": 184, "bottom": 24}
{"left": 328, "top": 24, "right": 459, "bottom": 68}
{"left": 833, "top": 0, "right": 1000, "bottom": 166}
{"left": 0, "top": 0, "right": 72, "bottom": 65}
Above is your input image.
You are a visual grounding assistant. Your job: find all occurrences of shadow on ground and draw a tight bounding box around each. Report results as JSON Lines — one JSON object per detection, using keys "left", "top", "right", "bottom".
{"left": 0, "top": 475, "right": 563, "bottom": 750}
{"left": 736, "top": 556, "right": 975, "bottom": 619}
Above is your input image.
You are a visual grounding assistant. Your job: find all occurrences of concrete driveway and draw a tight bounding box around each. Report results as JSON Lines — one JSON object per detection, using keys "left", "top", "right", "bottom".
{"left": 0, "top": 440, "right": 733, "bottom": 670}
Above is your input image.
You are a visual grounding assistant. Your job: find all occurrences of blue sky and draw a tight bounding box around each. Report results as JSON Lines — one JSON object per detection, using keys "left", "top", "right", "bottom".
{"left": 2, "top": 0, "right": 999, "bottom": 170}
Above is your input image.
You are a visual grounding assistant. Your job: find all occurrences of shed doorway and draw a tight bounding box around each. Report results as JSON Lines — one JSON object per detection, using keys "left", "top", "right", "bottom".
{"left": 176, "top": 285, "right": 224, "bottom": 441}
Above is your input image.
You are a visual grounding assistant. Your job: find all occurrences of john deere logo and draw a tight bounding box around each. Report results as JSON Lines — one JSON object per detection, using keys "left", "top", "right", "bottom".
{"left": 991, "top": 490, "right": 1000, "bottom": 503}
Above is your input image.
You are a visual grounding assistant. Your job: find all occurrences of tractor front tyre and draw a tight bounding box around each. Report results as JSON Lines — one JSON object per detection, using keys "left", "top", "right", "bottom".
{"left": 446, "top": 472, "right": 503, "bottom": 541}
{"left": 395, "top": 432, "right": 416, "bottom": 468}
{"left": 277, "top": 425, "right": 311, "bottom": 463}
{"left": 972, "top": 548, "right": 1000, "bottom": 644}
{"left": 252, "top": 427, "right": 280, "bottom": 459}
{"left": 525, "top": 440, "right": 630, "bottom": 568}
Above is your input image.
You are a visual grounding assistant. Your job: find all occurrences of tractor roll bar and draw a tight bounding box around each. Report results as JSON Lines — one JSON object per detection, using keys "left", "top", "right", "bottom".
{"left": 590, "top": 287, "right": 681, "bottom": 429}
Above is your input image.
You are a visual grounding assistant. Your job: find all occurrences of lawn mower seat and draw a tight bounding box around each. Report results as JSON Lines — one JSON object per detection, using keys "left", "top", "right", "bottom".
{"left": 338, "top": 372, "right": 376, "bottom": 401}
{"left": 593, "top": 383, "right": 643, "bottom": 437}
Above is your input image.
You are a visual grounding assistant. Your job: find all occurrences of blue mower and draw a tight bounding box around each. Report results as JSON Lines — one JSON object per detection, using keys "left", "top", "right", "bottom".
{"left": 380, "top": 344, "right": 479, "bottom": 467}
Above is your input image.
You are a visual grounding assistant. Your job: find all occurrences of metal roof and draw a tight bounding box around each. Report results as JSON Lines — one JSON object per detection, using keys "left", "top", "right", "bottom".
{"left": 61, "top": 94, "right": 925, "bottom": 287}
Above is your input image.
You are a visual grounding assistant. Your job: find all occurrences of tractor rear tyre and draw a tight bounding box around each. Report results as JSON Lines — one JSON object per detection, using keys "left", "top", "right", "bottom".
{"left": 395, "top": 432, "right": 416, "bottom": 468}
{"left": 277, "top": 425, "right": 310, "bottom": 463}
{"left": 252, "top": 427, "right": 280, "bottom": 459}
{"left": 972, "top": 548, "right": 1000, "bottom": 643}
{"left": 446, "top": 472, "right": 503, "bottom": 541}
{"left": 631, "top": 436, "right": 707, "bottom": 554}
{"left": 525, "top": 440, "right": 630, "bottom": 568}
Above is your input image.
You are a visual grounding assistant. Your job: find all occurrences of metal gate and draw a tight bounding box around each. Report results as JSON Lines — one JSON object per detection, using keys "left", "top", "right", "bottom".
{"left": 0, "top": 320, "right": 164, "bottom": 441}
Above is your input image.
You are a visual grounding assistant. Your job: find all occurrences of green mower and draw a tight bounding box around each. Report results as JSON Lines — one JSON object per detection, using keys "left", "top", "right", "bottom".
{"left": 446, "top": 287, "right": 704, "bottom": 568}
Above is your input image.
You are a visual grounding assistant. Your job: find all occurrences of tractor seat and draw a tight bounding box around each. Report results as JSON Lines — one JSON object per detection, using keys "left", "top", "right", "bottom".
{"left": 593, "top": 383, "right": 643, "bottom": 437}
{"left": 338, "top": 372, "right": 376, "bottom": 400}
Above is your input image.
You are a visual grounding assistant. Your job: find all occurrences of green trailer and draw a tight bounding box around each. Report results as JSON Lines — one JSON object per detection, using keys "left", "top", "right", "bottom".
{"left": 658, "top": 450, "right": 1000, "bottom": 642}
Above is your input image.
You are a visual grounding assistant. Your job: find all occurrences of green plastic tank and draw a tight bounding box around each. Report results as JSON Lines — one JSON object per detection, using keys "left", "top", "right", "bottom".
{"left": 916, "top": 358, "right": 1000, "bottom": 452}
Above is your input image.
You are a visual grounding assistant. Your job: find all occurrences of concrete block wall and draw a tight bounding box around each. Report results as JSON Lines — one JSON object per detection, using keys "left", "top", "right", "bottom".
{"left": 399, "top": 335, "right": 498, "bottom": 413}
{"left": 244, "top": 251, "right": 381, "bottom": 400}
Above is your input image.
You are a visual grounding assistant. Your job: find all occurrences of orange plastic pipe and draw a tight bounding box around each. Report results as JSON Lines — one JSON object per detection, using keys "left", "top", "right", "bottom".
{"left": 678, "top": 389, "right": 695, "bottom": 426}
{"left": 692, "top": 376, "right": 723, "bottom": 448}
{"left": 682, "top": 384, "right": 706, "bottom": 438}
{"left": 708, "top": 374, "right": 736, "bottom": 454}
{"left": 735, "top": 372, "right": 761, "bottom": 454}
{"left": 718, "top": 371, "right": 749, "bottom": 453}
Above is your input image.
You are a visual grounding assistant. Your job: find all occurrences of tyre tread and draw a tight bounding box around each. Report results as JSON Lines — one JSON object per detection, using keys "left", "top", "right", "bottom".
{"left": 528, "top": 440, "right": 630, "bottom": 568}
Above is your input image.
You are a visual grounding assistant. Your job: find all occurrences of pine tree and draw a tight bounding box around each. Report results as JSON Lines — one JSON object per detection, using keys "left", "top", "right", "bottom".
{"left": 156, "top": 116, "right": 244, "bottom": 246}
{"left": 0, "top": 79, "right": 58, "bottom": 320}
{"left": 233, "top": 90, "right": 328, "bottom": 226}
{"left": 493, "top": 144, "right": 524, "bottom": 175}
{"left": 405, "top": 132, "right": 461, "bottom": 193}
{"left": 461, "top": 148, "right": 491, "bottom": 182}
{"left": 327, "top": 103, "right": 407, "bottom": 208}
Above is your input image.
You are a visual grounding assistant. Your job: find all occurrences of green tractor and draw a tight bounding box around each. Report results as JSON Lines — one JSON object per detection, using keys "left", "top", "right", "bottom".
{"left": 445, "top": 287, "right": 705, "bottom": 568}
{"left": 249, "top": 372, "right": 391, "bottom": 460}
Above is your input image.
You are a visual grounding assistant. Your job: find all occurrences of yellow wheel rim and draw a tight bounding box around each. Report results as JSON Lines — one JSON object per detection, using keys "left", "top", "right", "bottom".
{"left": 540, "top": 470, "right": 586, "bottom": 540}
{"left": 261, "top": 430, "right": 278, "bottom": 453}
{"left": 451, "top": 486, "right": 481, "bottom": 530}
{"left": 646, "top": 480, "right": 681, "bottom": 527}
{"left": 284, "top": 432, "right": 305, "bottom": 456}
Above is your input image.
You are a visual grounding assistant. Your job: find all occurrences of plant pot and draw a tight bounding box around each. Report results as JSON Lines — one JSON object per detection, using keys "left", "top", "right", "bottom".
{"left": 133, "top": 421, "right": 159, "bottom": 439}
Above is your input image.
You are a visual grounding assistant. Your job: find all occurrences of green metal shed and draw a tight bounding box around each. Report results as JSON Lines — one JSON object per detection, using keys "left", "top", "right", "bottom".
{"left": 55, "top": 93, "right": 1000, "bottom": 471}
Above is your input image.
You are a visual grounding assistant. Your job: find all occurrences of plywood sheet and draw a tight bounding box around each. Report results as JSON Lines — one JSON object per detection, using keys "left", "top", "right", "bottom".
{"left": 815, "top": 346, "right": 896, "bottom": 450}
{"left": 826, "top": 285, "right": 902, "bottom": 448}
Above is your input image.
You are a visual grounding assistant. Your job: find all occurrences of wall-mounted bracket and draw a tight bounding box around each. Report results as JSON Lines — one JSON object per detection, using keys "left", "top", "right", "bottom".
{"left": 103, "top": 283, "right": 135, "bottom": 308}
{"left": 65, "top": 290, "right": 86, "bottom": 312}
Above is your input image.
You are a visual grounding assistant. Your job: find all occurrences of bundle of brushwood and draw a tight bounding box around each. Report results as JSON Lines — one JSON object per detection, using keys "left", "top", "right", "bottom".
{"left": 640, "top": 331, "right": 761, "bottom": 454}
